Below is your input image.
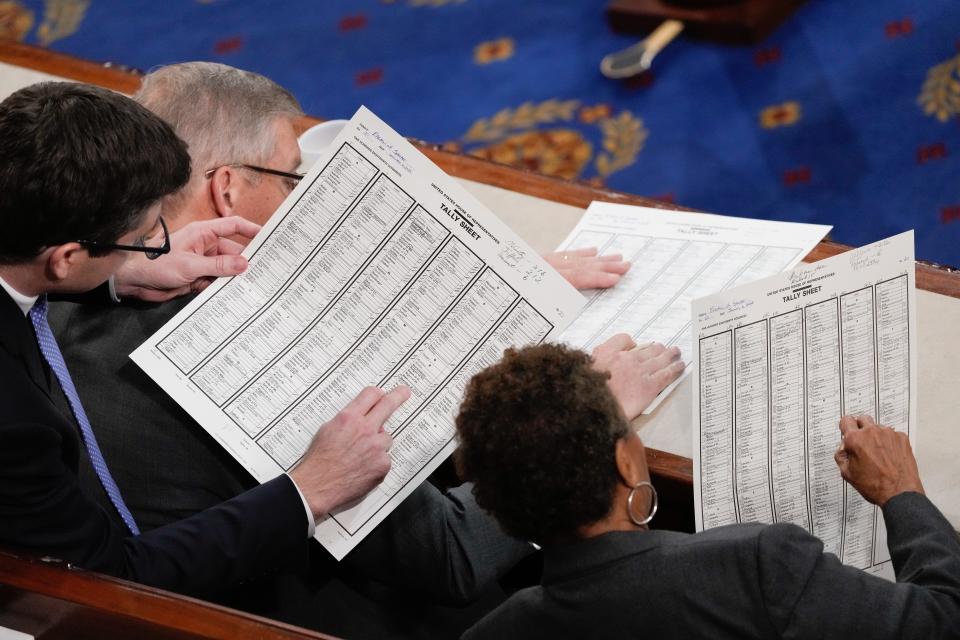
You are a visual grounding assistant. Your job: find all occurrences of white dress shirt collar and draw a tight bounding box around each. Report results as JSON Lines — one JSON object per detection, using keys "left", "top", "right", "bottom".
{"left": 0, "top": 275, "right": 38, "bottom": 316}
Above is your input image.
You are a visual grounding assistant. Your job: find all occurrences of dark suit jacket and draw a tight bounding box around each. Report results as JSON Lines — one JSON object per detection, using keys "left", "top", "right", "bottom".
{"left": 49, "top": 297, "right": 533, "bottom": 638}
{"left": 464, "top": 492, "right": 960, "bottom": 639}
{"left": 0, "top": 290, "right": 309, "bottom": 599}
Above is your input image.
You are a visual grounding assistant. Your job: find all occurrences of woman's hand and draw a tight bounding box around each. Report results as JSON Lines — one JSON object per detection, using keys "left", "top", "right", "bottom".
{"left": 543, "top": 247, "right": 630, "bottom": 290}
{"left": 591, "top": 334, "right": 684, "bottom": 420}
{"left": 835, "top": 415, "right": 924, "bottom": 506}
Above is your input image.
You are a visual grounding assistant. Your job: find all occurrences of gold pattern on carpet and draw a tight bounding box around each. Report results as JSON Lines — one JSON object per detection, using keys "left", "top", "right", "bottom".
{"left": 0, "top": 1, "right": 33, "bottom": 41}
{"left": 919, "top": 52, "right": 960, "bottom": 123}
{"left": 37, "top": 0, "right": 89, "bottom": 47}
{"left": 456, "top": 100, "right": 645, "bottom": 183}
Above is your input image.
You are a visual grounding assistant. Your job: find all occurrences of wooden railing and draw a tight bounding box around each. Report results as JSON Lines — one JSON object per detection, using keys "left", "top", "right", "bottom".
{"left": 0, "top": 551, "right": 337, "bottom": 639}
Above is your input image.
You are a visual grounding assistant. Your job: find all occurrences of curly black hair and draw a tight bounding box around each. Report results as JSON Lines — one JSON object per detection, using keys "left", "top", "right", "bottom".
{"left": 455, "top": 343, "right": 628, "bottom": 544}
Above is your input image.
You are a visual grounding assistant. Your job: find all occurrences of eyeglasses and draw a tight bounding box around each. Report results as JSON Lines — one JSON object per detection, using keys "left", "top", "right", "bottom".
{"left": 77, "top": 216, "right": 170, "bottom": 261}
{"left": 204, "top": 164, "right": 305, "bottom": 185}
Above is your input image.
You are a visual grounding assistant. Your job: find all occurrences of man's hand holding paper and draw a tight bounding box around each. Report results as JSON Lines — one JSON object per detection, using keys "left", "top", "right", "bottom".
{"left": 115, "top": 216, "right": 261, "bottom": 302}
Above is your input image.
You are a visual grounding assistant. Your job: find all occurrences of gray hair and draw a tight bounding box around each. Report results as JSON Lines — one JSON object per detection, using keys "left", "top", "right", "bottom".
{"left": 133, "top": 62, "right": 303, "bottom": 215}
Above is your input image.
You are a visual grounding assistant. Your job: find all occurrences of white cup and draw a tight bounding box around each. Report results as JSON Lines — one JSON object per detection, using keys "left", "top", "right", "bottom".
{"left": 298, "top": 119, "right": 348, "bottom": 172}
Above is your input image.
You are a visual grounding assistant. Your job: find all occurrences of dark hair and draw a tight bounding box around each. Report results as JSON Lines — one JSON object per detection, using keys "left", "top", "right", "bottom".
{"left": 0, "top": 82, "right": 190, "bottom": 264}
{"left": 455, "top": 343, "right": 629, "bottom": 544}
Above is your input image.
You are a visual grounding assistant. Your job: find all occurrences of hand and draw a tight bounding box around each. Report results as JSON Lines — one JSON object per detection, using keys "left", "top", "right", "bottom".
{"left": 591, "top": 334, "right": 684, "bottom": 421}
{"left": 114, "top": 216, "right": 261, "bottom": 302}
{"left": 289, "top": 385, "right": 411, "bottom": 517}
{"left": 543, "top": 247, "right": 630, "bottom": 290}
{"left": 834, "top": 415, "right": 924, "bottom": 507}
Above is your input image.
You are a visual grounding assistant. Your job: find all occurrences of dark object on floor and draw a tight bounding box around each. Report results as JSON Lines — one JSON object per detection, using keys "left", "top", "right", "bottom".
{"left": 607, "top": 0, "right": 807, "bottom": 44}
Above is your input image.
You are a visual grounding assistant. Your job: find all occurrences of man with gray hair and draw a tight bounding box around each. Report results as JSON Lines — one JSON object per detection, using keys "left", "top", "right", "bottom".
{"left": 134, "top": 61, "right": 304, "bottom": 233}
{"left": 49, "top": 62, "right": 534, "bottom": 638}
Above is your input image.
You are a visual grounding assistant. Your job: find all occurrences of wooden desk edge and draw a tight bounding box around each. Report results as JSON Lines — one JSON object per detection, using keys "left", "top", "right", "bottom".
{"left": 0, "top": 551, "right": 337, "bottom": 639}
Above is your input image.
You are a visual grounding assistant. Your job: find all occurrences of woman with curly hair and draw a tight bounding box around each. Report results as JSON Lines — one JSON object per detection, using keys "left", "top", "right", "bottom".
{"left": 455, "top": 342, "right": 960, "bottom": 639}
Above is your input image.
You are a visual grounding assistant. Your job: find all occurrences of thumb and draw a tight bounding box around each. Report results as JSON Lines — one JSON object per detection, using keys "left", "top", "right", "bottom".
{"left": 180, "top": 253, "right": 249, "bottom": 281}
{"left": 834, "top": 446, "right": 851, "bottom": 477}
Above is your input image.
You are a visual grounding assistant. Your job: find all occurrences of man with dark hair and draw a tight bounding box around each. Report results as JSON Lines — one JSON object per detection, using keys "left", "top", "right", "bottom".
{"left": 0, "top": 81, "right": 408, "bottom": 599}
{"left": 0, "top": 81, "right": 189, "bottom": 265}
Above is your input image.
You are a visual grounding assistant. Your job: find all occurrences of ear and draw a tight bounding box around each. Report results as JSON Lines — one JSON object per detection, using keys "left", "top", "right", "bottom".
{"left": 614, "top": 431, "right": 648, "bottom": 488}
{"left": 44, "top": 243, "right": 87, "bottom": 282}
{"left": 208, "top": 165, "right": 241, "bottom": 218}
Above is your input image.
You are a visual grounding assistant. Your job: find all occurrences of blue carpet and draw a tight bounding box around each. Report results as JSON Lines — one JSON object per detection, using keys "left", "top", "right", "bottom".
{"left": 5, "top": 0, "right": 960, "bottom": 266}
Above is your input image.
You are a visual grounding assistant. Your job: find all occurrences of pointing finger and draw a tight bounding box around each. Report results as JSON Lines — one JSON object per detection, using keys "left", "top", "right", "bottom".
{"left": 344, "top": 386, "right": 386, "bottom": 418}
{"left": 365, "top": 385, "right": 412, "bottom": 428}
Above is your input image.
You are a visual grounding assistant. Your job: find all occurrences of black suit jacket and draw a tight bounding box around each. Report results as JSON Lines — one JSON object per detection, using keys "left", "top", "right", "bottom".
{"left": 49, "top": 296, "right": 533, "bottom": 638}
{"left": 464, "top": 492, "right": 960, "bottom": 639}
{"left": 0, "top": 290, "right": 309, "bottom": 599}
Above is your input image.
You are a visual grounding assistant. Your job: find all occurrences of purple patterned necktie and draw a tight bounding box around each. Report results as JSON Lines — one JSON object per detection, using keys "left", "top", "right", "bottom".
{"left": 29, "top": 295, "right": 140, "bottom": 535}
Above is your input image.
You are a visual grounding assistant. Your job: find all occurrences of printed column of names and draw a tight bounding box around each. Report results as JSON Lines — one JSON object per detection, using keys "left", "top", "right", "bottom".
{"left": 699, "top": 331, "right": 737, "bottom": 528}
{"left": 769, "top": 310, "right": 810, "bottom": 530}
{"left": 872, "top": 275, "right": 910, "bottom": 563}
{"left": 840, "top": 288, "right": 877, "bottom": 568}
{"left": 804, "top": 299, "right": 844, "bottom": 557}
{"left": 733, "top": 321, "right": 773, "bottom": 523}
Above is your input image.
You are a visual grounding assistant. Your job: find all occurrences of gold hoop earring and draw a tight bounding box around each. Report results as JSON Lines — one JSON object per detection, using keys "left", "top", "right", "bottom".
{"left": 627, "top": 481, "right": 658, "bottom": 527}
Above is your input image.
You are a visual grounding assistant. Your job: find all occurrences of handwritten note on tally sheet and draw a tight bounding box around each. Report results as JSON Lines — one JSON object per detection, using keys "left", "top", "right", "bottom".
{"left": 693, "top": 231, "right": 917, "bottom": 578}
{"left": 132, "top": 107, "right": 585, "bottom": 559}
{"left": 556, "top": 202, "right": 831, "bottom": 412}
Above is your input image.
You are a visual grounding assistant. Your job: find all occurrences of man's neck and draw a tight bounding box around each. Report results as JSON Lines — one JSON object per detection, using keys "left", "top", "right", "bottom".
{"left": 0, "top": 263, "right": 47, "bottom": 298}
{"left": 165, "top": 185, "right": 217, "bottom": 234}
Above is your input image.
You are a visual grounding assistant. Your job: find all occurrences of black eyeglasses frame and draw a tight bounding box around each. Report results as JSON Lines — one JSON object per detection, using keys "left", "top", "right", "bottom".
{"left": 203, "top": 164, "right": 305, "bottom": 183}
{"left": 76, "top": 216, "right": 170, "bottom": 261}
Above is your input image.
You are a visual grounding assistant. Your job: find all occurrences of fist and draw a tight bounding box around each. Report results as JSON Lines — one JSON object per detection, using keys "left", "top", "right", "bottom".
{"left": 834, "top": 415, "right": 924, "bottom": 507}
